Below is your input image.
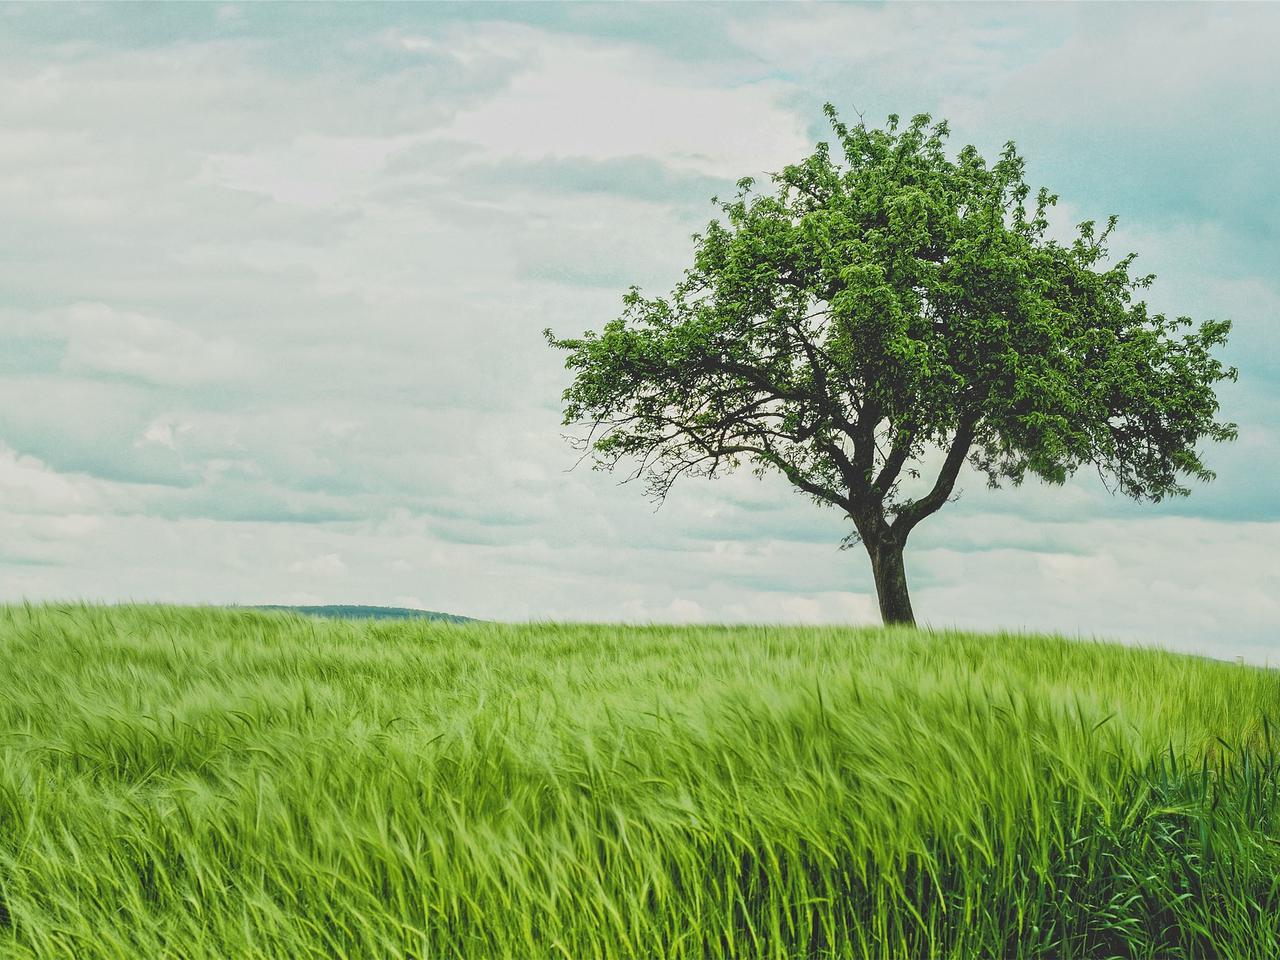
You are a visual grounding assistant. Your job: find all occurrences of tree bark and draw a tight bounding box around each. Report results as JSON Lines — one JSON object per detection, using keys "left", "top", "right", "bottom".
{"left": 867, "top": 539, "right": 915, "bottom": 626}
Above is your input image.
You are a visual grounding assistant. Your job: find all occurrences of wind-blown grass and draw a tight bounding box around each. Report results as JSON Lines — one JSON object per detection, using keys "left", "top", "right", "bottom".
{"left": 0, "top": 604, "right": 1277, "bottom": 958}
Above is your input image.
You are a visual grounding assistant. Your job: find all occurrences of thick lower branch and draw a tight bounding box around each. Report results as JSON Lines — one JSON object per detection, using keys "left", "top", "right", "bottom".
{"left": 891, "top": 418, "right": 976, "bottom": 535}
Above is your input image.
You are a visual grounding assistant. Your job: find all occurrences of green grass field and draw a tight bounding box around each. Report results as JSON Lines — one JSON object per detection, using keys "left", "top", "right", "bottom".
{"left": 1, "top": 605, "right": 1278, "bottom": 959}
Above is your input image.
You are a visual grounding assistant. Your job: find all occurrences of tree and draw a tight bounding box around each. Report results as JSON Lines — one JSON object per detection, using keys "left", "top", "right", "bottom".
{"left": 545, "top": 108, "right": 1236, "bottom": 626}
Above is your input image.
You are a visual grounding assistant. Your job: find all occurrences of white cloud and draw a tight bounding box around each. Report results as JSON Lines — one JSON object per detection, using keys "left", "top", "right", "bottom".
{"left": 288, "top": 553, "right": 347, "bottom": 577}
{"left": 0, "top": 444, "right": 97, "bottom": 514}
{"left": 58, "top": 302, "right": 250, "bottom": 387}
{"left": 136, "top": 417, "right": 195, "bottom": 452}
{"left": 940, "top": 6, "right": 1279, "bottom": 132}
{"left": 440, "top": 24, "right": 809, "bottom": 178}
{"left": 202, "top": 133, "right": 424, "bottom": 207}
{"left": 911, "top": 515, "right": 1280, "bottom": 662}
{"left": 726, "top": 4, "right": 1029, "bottom": 90}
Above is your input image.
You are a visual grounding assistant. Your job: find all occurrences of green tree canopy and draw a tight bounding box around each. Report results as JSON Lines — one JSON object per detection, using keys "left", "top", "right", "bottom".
{"left": 547, "top": 107, "right": 1236, "bottom": 625}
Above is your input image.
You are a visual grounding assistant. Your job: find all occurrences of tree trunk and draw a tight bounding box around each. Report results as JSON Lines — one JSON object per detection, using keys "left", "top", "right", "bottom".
{"left": 868, "top": 539, "right": 915, "bottom": 627}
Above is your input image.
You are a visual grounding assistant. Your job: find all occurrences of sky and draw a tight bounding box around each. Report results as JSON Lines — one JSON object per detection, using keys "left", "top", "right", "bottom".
{"left": 1, "top": 3, "right": 1277, "bottom": 661}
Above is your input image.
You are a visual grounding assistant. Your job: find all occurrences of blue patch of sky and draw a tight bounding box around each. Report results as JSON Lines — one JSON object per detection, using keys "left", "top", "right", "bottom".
{"left": 0, "top": 336, "right": 64, "bottom": 375}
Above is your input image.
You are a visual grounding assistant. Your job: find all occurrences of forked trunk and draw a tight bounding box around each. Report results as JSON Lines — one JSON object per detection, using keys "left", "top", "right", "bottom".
{"left": 868, "top": 539, "right": 915, "bottom": 627}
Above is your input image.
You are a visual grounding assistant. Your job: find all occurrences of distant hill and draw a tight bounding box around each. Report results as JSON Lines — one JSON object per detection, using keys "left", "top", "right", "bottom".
{"left": 248, "top": 605, "right": 476, "bottom": 624}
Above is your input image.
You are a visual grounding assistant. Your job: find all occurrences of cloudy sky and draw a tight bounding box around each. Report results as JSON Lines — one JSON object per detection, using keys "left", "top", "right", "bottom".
{"left": 2, "top": 3, "right": 1277, "bottom": 660}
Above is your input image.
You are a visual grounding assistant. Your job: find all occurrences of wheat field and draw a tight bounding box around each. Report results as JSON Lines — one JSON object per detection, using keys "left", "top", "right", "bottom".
{"left": 1, "top": 605, "right": 1277, "bottom": 958}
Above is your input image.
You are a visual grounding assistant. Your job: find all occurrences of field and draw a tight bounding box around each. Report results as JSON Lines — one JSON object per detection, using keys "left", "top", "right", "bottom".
{"left": 1, "top": 606, "right": 1278, "bottom": 959}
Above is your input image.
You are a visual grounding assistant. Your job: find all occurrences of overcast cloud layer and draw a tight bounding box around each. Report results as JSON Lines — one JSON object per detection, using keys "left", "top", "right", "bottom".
{"left": 1, "top": 3, "right": 1277, "bottom": 660}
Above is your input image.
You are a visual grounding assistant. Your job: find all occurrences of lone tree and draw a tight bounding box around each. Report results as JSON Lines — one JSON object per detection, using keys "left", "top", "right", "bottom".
{"left": 546, "top": 108, "right": 1236, "bottom": 626}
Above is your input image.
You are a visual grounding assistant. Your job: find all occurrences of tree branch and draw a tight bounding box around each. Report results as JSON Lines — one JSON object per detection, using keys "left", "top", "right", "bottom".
{"left": 720, "top": 443, "right": 851, "bottom": 509}
{"left": 873, "top": 419, "right": 916, "bottom": 495}
{"left": 890, "top": 418, "right": 976, "bottom": 536}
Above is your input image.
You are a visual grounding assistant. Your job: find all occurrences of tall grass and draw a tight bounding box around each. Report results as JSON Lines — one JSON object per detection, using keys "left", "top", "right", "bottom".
{"left": 0, "top": 604, "right": 1277, "bottom": 958}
